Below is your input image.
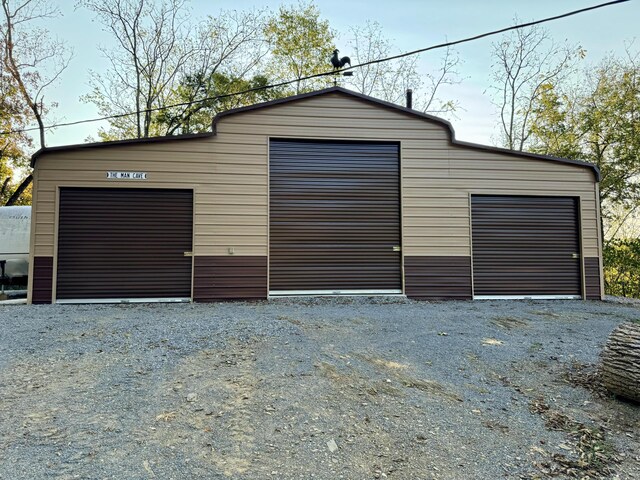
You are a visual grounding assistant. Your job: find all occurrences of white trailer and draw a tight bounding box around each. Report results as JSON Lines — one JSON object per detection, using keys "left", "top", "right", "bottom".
{"left": 0, "top": 206, "right": 31, "bottom": 283}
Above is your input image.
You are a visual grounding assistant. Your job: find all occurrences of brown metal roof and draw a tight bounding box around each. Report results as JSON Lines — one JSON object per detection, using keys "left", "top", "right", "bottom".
{"left": 30, "top": 86, "right": 601, "bottom": 181}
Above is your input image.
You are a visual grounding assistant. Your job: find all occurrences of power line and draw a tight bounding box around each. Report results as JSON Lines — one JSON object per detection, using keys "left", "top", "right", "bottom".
{"left": 0, "top": 0, "right": 630, "bottom": 137}
{"left": 339, "top": 0, "right": 630, "bottom": 70}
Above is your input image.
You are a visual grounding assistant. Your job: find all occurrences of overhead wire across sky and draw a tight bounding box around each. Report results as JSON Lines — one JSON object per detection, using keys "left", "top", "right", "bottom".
{"left": 0, "top": 0, "right": 630, "bottom": 137}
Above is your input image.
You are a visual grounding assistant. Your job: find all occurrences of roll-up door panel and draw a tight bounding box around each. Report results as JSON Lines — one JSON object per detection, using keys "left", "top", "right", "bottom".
{"left": 471, "top": 195, "right": 581, "bottom": 296}
{"left": 57, "top": 188, "right": 193, "bottom": 300}
{"left": 269, "top": 140, "right": 401, "bottom": 292}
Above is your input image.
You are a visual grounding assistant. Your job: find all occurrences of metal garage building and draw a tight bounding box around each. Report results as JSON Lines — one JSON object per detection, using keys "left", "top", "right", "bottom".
{"left": 27, "top": 87, "right": 603, "bottom": 304}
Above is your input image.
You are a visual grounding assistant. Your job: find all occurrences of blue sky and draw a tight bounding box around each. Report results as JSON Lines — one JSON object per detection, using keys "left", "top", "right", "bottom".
{"left": 35, "top": 0, "right": 639, "bottom": 147}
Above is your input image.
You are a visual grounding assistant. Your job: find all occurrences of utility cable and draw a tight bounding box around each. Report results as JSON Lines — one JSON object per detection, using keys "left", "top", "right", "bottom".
{"left": 0, "top": 0, "right": 629, "bottom": 137}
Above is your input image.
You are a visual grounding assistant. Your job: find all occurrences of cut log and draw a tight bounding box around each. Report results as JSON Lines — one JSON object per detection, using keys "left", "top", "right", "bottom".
{"left": 600, "top": 322, "right": 640, "bottom": 403}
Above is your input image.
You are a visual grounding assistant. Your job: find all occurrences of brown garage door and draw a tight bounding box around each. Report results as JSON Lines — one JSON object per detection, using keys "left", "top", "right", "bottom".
{"left": 471, "top": 195, "right": 581, "bottom": 297}
{"left": 57, "top": 188, "right": 193, "bottom": 301}
{"left": 269, "top": 140, "right": 401, "bottom": 293}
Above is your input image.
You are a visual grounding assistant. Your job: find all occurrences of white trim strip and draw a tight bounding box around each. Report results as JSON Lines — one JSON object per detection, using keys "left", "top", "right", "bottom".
{"left": 56, "top": 297, "right": 191, "bottom": 305}
{"left": 0, "top": 298, "right": 28, "bottom": 305}
{"left": 269, "top": 289, "right": 403, "bottom": 297}
{"left": 474, "top": 295, "right": 581, "bottom": 300}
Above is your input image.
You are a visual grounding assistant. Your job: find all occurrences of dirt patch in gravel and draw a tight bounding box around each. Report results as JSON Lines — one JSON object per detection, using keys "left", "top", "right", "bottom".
{"left": 0, "top": 299, "right": 638, "bottom": 479}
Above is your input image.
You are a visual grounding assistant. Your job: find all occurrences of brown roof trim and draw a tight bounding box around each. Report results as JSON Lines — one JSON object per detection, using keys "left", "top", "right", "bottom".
{"left": 452, "top": 139, "right": 601, "bottom": 181}
{"left": 213, "top": 87, "right": 601, "bottom": 181}
{"left": 30, "top": 86, "right": 600, "bottom": 181}
{"left": 30, "top": 132, "right": 213, "bottom": 167}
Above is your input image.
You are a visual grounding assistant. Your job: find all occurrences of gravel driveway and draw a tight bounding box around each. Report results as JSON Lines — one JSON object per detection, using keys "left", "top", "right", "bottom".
{"left": 0, "top": 298, "right": 638, "bottom": 480}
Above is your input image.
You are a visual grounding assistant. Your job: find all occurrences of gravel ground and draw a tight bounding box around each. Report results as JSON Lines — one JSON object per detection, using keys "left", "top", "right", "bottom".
{"left": 0, "top": 298, "right": 638, "bottom": 480}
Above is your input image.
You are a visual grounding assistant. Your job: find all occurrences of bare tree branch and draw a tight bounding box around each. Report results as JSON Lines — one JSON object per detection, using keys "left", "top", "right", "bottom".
{"left": 346, "top": 21, "right": 460, "bottom": 114}
{"left": 4, "top": 171, "right": 29, "bottom": 205}
{"left": 490, "top": 21, "right": 581, "bottom": 151}
{"left": 1, "top": 0, "right": 72, "bottom": 204}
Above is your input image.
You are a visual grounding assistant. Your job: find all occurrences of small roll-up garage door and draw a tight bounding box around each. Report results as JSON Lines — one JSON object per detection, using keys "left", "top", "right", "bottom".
{"left": 471, "top": 195, "right": 581, "bottom": 298}
{"left": 269, "top": 140, "right": 401, "bottom": 293}
{"left": 56, "top": 188, "right": 193, "bottom": 301}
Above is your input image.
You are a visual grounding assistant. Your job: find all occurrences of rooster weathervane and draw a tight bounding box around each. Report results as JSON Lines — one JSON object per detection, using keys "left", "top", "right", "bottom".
{"left": 330, "top": 49, "right": 353, "bottom": 86}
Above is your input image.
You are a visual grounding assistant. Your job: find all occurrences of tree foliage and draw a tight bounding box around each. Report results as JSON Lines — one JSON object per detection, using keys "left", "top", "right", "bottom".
{"left": 264, "top": 1, "right": 335, "bottom": 94}
{"left": 153, "top": 9, "right": 270, "bottom": 135}
{"left": 155, "top": 72, "right": 286, "bottom": 134}
{"left": 604, "top": 239, "right": 640, "bottom": 298}
{"left": 0, "top": 57, "right": 30, "bottom": 205}
{"left": 528, "top": 48, "right": 640, "bottom": 297}
{"left": 529, "top": 52, "right": 640, "bottom": 221}
{"left": 81, "top": 1, "right": 463, "bottom": 139}
{"left": 1, "top": 0, "right": 72, "bottom": 148}
{"left": 80, "top": 1, "right": 338, "bottom": 138}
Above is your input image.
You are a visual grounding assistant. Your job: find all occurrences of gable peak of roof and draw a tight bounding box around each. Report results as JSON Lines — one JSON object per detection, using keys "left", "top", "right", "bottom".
{"left": 29, "top": 86, "right": 600, "bottom": 181}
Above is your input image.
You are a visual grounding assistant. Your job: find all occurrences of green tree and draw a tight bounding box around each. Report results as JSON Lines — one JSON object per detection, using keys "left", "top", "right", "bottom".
{"left": 264, "top": 1, "right": 335, "bottom": 94}
{"left": 529, "top": 51, "right": 640, "bottom": 297}
{"left": 152, "top": 8, "right": 272, "bottom": 135}
{"left": 603, "top": 238, "right": 640, "bottom": 298}
{"left": 528, "top": 83, "right": 583, "bottom": 158}
{"left": 0, "top": 63, "right": 31, "bottom": 205}
{"left": 530, "top": 53, "right": 640, "bottom": 220}
{"left": 156, "top": 72, "right": 287, "bottom": 134}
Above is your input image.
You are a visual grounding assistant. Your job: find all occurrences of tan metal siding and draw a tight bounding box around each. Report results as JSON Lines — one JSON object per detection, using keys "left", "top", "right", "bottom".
{"left": 32, "top": 92, "right": 600, "bottom": 292}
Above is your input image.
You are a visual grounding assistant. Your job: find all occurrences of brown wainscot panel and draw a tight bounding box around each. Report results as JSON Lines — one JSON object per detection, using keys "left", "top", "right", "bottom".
{"left": 194, "top": 256, "right": 267, "bottom": 302}
{"left": 584, "top": 257, "right": 602, "bottom": 300}
{"left": 32, "top": 256, "right": 54, "bottom": 304}
{"left": 404, "top": 256, "right": 472, "bottom": 300}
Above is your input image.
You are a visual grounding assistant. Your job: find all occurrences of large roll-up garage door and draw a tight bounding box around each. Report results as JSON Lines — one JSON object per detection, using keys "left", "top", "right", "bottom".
{"left": 471, "top": 195, "right": 581, "bottom": 298}
{"left": 57, "top": 188, "right": 193, "bottom": 301}
{"left": 269, "top": 140, "right": 401, "bottom": 294}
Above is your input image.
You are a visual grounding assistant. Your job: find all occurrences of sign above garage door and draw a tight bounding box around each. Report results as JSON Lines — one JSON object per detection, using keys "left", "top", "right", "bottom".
{"left": 269, "top": 140, "right": 402, "bottom": 295}
{"left": 106, "top": 171, "right": 148, "bottom": 180}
